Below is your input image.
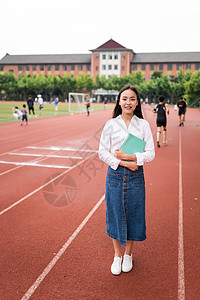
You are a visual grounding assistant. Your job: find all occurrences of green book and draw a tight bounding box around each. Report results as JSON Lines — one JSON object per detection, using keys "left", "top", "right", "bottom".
{"left": 120, "top": 133, "right": 146, "bottom": 154}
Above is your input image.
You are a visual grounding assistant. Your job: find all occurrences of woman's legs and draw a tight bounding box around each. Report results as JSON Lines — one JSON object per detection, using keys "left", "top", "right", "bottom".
{"left": 125, "top": 240, "right": 134, "bottom": 256}
{"left": 112, "top": 238, "right": 134, "bottom": 256}
{"left": 112, "top": 238, "right": 121, "bottom": 257}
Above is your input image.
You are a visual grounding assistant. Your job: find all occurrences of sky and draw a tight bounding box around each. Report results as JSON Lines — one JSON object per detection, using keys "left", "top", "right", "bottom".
{"left": 1, "top": 0, "right": 200, "bottom": 60}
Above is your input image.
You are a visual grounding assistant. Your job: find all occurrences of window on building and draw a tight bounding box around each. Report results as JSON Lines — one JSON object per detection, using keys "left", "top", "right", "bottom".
{"left": 108, "top": 65, "right": 112, "bottom": 70}
{"left": 132, "top": 65, "right": 137, "bottom": 71}
{"left": 122, "top": 66, "right": 125, "bottom": 71}
{"left": 9, "top": 69, "right": 14, "bottom": 73}
{"left": 96, "top": 66, "right": 99, "bottom": 71}
{"left": 0, "top": 65, "right": 4, "bottom": 71}
{"left": 143, "top": 75, "right": 146, "bottom": 80}
{"left": 141, "top": 64, "right": 146, "bottom": 71}
{"left": 25, "top": 65, "right": 29, "bottom": 71}
{"left": 71, "top": 65, "right": 75, "bottom": 71}
{"left": 55, "top": 65, "right": 59, "bottom": 71}
{"left": 71, "top": 75, "right": 74, "bottom": 77}
{"left": 168, "top": 64, "right": 172, "bottom": 71}
{"left": 32, "top": 65, "right": 37, "bottom": 71}
{"left": 150, "top": 64, "right": 154, "bottom": 71}
{"left": 102, "top": 65, "right": 106, "bottom": 70}
{"left": 149, "top": 75, "right": 152, "bottom": 80}
{"left": 122, "top": 56, "right": 125, "bottom": 61}
{"left": 87, "top": 65, "right": 90, "bottom": 71}
{"left": 48, "top": 65, "right": 52, "bottom": 71}
{"left": 114, "top": 54, "right": 118, "bottom": 59}
{"left": 63, "top": 65, "right": 67, "bottom": 71}
{"left": 177, "top": 64, "right": 182, "bottom": 70}
{"left": 159, "top": 64, "right": 163, "bottom": 71}
{"left": 195, "top": 63, "right": 200, "bottom": 70}
{"left": 18, "top": 65, "right": 22, "bottom": 71}
{"left": 102, "top": 54, "right": 106, "bottom": 60}
{"left": 185, "top": 64, "right": 191, "bottom": 70}
{"left": 109, "top": 55, "right": 112, "bottom": 60}
{"left": 96, "top": 56, "right": 99, "bottom": 60}
{"left": 40, "top": 65, "right": 44, "bottom": 71}
{"left": 79, "top": 65, "right": 83, "bottom": 71}
{"left": 114, "top": 65, "right": 118, "bottom": 70}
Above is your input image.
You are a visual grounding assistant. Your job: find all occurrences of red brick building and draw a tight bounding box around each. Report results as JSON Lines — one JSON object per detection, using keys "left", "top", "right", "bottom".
{"left": 0, "top": 39, "right": 200, "bottom": 81}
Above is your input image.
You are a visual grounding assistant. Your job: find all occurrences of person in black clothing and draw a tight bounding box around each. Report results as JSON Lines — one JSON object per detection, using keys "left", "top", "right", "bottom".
{"left": 177, "top": 97, "right": 186, "bottom": 126}
{"left": 183, "top": 98, "right": 187, "bottom": 122}
{"left": 85, "top": 96, "right": 90, "bottom": 116}
{"left": 153, "top": 96, "right": 169, "bottom": 147}
{"left": 27, "top": 95, "right": 35, "bottom": 115}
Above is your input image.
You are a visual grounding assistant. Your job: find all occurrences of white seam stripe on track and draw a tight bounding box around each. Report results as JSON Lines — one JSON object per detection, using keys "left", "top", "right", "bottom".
{"left": 21, "top": 194, "right": 105, "bottom": 300}
{"left": 0, "top": 152, "right": 96, "bottom": 216}
{"left": 0, "top": 149, "right": 60, "bottom": 176}
{"left": 8, "top": 153, "right": 83, "bottom": 159}
{"left": 178, "top": 128, "right": 185, "bottom": 300}
{"left": 0, "top": 161, "right": 71, "bottom": 169}
{"left": 27, "top": 146, "right": 98, "bottom": 152}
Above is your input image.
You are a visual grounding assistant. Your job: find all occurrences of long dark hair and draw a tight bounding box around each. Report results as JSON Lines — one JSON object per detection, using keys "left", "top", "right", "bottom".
{"left": 112, "top": 85, "right": 143, "bottom": 119}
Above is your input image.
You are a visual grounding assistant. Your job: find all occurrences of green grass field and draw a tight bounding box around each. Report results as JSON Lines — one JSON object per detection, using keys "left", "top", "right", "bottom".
{"left": 0, "top": 102, "right": 114, "bottom": 124}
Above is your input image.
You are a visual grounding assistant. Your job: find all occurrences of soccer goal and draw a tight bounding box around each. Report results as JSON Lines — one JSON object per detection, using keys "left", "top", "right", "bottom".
{"left": 68, "top": 93, "right": 93, "bottom": 114}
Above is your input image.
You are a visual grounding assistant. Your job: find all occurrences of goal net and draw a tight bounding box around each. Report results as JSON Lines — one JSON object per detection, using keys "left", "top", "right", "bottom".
{"left": 68, "top": 93, "right": 94, "bottom": 114}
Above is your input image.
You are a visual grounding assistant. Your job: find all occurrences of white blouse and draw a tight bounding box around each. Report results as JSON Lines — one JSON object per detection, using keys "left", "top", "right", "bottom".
{"left": 99, "top": 115, "right": 155, "bottom": 170}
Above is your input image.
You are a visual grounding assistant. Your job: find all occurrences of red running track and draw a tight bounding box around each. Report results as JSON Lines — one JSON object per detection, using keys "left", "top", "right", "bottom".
{"left": 0, "top": 106, "right": 199, "bottom": 300}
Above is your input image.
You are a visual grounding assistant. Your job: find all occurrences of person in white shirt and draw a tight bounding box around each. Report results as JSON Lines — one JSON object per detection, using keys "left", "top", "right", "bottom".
{"left": 99, "top": 85, "right": 155, "bottom": 276}
{"left": 37, "top": 94, "right": 43, "bottom": 116}
{"left": 12, "top": 106, "right": 22, "bottom": 120}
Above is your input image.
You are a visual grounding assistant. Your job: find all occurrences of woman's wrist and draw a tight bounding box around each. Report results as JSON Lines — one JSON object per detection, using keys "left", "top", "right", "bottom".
{"left": 126, "top": 154, "right": 136, "bottom": 161}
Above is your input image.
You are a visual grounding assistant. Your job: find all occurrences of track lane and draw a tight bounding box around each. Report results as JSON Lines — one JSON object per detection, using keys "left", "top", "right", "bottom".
{"left": 0, "top": 106, "right": 199, "bottom": 299}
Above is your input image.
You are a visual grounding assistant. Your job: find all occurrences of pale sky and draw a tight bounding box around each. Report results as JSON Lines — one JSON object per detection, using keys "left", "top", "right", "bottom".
{"left": 1, "top": 0, "right": 200, "bottom": 60}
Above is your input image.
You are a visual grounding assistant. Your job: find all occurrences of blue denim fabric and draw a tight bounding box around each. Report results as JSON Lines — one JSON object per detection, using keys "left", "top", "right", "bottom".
{"left": 105, "top": 165, "right": 146, "bottom": 246}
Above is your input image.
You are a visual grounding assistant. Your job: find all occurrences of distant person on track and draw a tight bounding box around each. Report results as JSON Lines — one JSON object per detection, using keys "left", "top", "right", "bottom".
{"left": 37, "top": 94, "right": 44, "bottom": 116}
{"left": 104, "top": 97, "right": 108, "bottom": 110}
{"left": 27, "top": 95, "right": 35, "bottom": 115}
{"left": 54, "top": 96, "right": 59, "bottom": 112}
{"left": 177, "top": 97, "right": 187, "bottom": 126}
{"left": 183, "top": 98, "right": 187, "bottom": 122}
{"left": 12, "top": 106, "right": 22, "bottom": 120}
{"left": 85, "top": 96, "right": 90, "bottom": 116}
{"left": 20, "top": 104, "right": 28, "bottom": 126}
{"left": 99, "top": 85, "right": 155, "bottom": 276}
{"left": 153, "top": 96, "right": 169, "bottom": 147}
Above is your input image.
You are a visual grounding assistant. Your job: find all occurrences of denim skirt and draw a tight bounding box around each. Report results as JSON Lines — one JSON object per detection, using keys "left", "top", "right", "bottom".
{"left": 105, "top": 165, "right": 146, "bottom": 246}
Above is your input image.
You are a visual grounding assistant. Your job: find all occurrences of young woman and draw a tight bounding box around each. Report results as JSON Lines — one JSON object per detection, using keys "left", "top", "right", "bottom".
{"left": 99, "top": 85, "right": 155, "bottom": 276}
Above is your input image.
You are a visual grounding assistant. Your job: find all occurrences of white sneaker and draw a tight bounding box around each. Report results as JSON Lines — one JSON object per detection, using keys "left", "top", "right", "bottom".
{"left": 122, "top": 254, "right": 133, "bottom": 272}
{"left": 111, "top": 256, "right": 122, "bottom": 275}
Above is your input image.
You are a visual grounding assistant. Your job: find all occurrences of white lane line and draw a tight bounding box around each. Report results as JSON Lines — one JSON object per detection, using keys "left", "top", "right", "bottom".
{"left": 27, "top": 146, "right": 98, "bottom": 153}
{"left": 21, "top": 194, "right": 105, "bottom": 300}
{"left": 8, "top": 153, "right": 83, "bottom": 159}
{"left": 178, "top": 128, "right": 185, "bottom": 300}
{"left": 0, "top": 152, "right": 96, "bottom": 216}
{"left": 0, "top": 149, "right": 61, "bottom": 176}
{"left": 0, "top": 161, "right": 71, "bottom": 169}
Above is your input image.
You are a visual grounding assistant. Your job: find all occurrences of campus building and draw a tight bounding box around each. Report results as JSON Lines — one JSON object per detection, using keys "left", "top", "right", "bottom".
{"left": 0, "top": 39, "right": 200, "bottom": 82}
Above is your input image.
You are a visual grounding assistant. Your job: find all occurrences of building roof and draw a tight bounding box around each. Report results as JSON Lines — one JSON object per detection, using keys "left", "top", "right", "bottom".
{"left": 90, "top": 38, "right": 134, "bottom": 53}
{"left": 0, "top": 53, "right": 91, "bottom": 64}
{"left": 131, "top": 52, "right": 200, "bottom": 63}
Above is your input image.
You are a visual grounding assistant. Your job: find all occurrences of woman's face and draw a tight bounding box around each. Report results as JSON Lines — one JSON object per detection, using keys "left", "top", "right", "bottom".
{"left": 119, "top": 89, "right": 138, "bottom": 115}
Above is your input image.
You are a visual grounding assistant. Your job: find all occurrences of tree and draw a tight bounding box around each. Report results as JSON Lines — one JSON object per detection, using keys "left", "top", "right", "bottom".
{"left": 185, "top": 70, "right": 200, "bottom": 107}
{"left": 0, "top": 72, "right": 17, "bottom": 98}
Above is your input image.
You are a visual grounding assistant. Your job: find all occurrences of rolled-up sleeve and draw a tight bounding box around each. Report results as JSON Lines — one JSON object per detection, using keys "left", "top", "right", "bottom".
{"left": 98, "top": 121, "right": 121, "bottom": 170}
{"left": 135, "top": 121, "right": 155, "bottom": 166}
